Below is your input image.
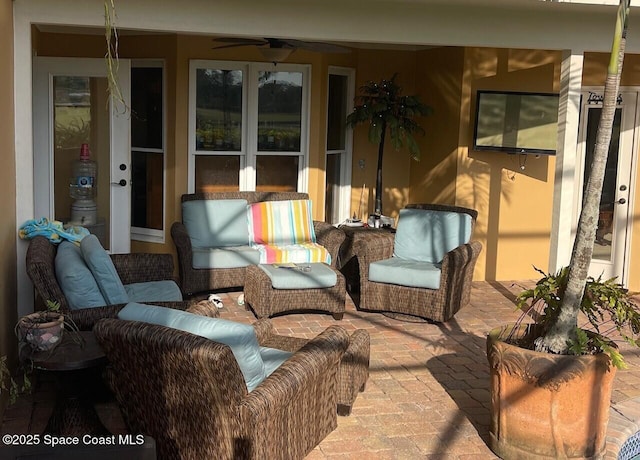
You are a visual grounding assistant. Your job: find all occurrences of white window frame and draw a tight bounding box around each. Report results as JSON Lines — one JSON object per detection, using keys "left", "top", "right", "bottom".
{"left": 131, "top": 59, "right": 166, "bottom": 243}
{"left": 188, "top": 60, "right": 310, "bottom": 192}
{"left": 325, "top": 66, "right": 355, "bottom": 224}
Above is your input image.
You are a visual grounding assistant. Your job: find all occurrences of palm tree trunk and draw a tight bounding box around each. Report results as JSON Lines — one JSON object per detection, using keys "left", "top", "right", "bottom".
{"left": 375, "top": 121, "right": 387, "bottom": 216}
{"left": 538, "top": 0, "right": 630, "bottom": 354}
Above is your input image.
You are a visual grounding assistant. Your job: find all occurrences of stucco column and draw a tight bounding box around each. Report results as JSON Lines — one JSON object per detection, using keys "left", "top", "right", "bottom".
{"left": 549, "top": 49, "right": 583, "bottom": 272}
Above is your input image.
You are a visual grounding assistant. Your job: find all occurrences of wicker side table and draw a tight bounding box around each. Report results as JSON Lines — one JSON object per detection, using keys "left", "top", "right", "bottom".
{"left": 244, "top": 263, "right": 346, "bottom": 320}
{"left": 25, "top": 331, "right": 109, "bottom": 436}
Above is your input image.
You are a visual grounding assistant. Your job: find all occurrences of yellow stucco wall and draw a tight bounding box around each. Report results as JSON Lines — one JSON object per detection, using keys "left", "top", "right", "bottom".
{"left": 1, "top": 0, "right": 17, "bottom": 407}
{"left": 458, "top": 48, "right": 561, "bottom": 281}
{"left": 410, "top": 47, "right": 465, "bottom": 206}
{"left": 349, "top": 49, "right": 417, "bottom": 220}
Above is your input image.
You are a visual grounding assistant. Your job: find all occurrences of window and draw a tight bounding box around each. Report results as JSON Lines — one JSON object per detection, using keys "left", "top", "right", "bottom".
{"left": 131, "top": 62, "right": 165, "bottom": 242}
{"left": 189, "top": 61, "right": 309, "bottom": 193}
{"left": 325, "top": 68, "right": 354, "bottom": 224}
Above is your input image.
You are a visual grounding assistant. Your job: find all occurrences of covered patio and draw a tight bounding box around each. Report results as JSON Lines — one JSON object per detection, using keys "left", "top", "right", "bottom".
{"left": 4, "top": 281, "right": 640, "bottom": 459}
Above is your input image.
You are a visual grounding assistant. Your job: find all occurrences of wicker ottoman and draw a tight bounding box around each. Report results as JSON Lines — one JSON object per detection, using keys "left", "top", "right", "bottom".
{"left": 253, "top": 319, "right": 370, "bottom": 416}
{"left": 244, "top": 263, "right": 346, "bottom": 320}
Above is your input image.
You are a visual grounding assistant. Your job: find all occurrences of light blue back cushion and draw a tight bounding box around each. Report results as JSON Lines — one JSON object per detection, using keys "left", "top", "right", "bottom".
{"left": 80, "top": 234, "right": 129, "bottom": 305}
{"left": 118, "top": 302, "right": 266, "bottom": 392}
{"left": 124, "top": 280, "right": 183, "bottom": 302}
{"left": 393, "top": 208, "right": 472, "bottom": 263}
{"left": 55, "top": 241, "right": 107, "bottom": 310}
{"left": 369, "top": 258, "right": 442, "bottom": 289}
{"left": 183, "top": 199, "right": 249, "bottom": 248}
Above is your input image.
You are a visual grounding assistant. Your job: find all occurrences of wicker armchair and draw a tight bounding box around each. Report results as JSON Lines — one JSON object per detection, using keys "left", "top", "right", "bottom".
{"left": 171, "top": 192, "right": 345, "bottom": 297}
{"left": 25, "top": 235, "right": 217, "bottom": 330}
{"left": 354, "top": 204, "right": 483, "bottom": 322}
{"left": 94, "top": 318, "right": 349, "bottom": 460}
{"left": 253, "top": 318, "right": 369, "bottom": 416}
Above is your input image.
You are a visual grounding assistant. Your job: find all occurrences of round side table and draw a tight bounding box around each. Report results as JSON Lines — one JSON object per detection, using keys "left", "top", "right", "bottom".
{"left": 25, "top": 330, "right": 110, "bottom": 436}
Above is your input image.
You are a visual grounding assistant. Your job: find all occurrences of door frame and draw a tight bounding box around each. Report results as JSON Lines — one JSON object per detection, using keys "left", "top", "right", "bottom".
{"left": 32, "top": 56, "right": 131, "bottom": 253}
{"left": 575, "top": 86, "right": 640, "bottom": 285}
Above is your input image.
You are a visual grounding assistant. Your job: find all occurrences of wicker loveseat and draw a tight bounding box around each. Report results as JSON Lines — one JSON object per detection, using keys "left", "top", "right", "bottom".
{"left": 94, "top": 317, "right": 350, "bottom": 460}
{"left": 25, "top": 235, "right": 216, "bottom": 330}
{"left": 171, "top": 191, "right": 345, "bottom": 297}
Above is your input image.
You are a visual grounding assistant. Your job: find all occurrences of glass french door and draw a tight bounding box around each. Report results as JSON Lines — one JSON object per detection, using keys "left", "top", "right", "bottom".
{"left": 33, "top": 57, "right": 131, "bottom": 253}
{"left": 577, "top": 90, "right": 637, "bottom": 282}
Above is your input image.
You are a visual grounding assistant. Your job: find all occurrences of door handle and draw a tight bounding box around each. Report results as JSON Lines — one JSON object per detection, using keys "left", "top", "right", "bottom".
{"left": 616, "top": 198, "right": 626, "bottom": 205}
{"left": 110, "top": 179, "right": 127, "bottom": 187}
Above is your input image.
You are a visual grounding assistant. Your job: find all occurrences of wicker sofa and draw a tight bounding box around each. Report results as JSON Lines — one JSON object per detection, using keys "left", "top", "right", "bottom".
{"left": 171, "top": 191, "right": 345, "bottom": 297}
{"left": 25, "top": 235, "right": 216, "bottom": 330}
{"left": 94, "top": 317, "right": 350, "bottom": 460}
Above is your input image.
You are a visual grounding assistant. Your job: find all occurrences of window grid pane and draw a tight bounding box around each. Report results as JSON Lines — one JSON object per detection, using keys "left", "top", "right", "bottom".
{"left": 131, "top": 150, "right": 163, "bottom": 230}
{"left": 327, "top": 74, "right": 347, "bottom": 151}
{"left": 256, "top": 155, "right": 298, "bottom": 191}
{"left": 196, "top": 69, "right": 243, "bottom": 151}
{"left": 257, "top": 71, "right": 302, "bottom": 152}
{"left": 195, "top": 155, "right": 240, "bottom": 192}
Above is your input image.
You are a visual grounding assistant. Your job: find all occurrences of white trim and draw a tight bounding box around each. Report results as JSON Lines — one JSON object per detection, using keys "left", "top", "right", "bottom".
{"left": 14, "top": 5, "right": 35, "bottom": 317}
{"left": 549, "top": 50, "right": 583, "bottom": 273}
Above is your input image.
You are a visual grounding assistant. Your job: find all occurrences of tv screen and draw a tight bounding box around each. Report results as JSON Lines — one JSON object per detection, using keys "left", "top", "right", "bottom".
{"left": 473, "top": 90, "right": 559, "bottom": 155}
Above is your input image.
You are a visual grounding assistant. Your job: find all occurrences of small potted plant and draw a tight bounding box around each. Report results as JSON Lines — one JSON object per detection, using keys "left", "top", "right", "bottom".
{"left": 15, "top": 300, "right": 78, "bottom": 352}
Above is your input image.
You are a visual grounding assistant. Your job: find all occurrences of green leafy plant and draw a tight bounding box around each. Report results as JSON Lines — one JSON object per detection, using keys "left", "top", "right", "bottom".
{"left": 346, "top": 74, "right": 432, "bottom": 216}
{"left": 0, "top": 356, "right": 32, "bottom": 405}
{"left": 514, "top": 266, "right": 640, "bottom": 369}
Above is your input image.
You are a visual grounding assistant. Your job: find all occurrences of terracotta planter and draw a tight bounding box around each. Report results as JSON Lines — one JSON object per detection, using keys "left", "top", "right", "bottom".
{"left": 487, "top": 324, "right": 616, "bottom": 459}
{"left": 17, "top": 312, "right": 64, "bottom": 351}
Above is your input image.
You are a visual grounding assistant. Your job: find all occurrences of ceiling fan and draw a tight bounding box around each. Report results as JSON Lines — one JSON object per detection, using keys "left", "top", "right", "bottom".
{"left": 212, "top": 37, "right": 351, "bottom": 63}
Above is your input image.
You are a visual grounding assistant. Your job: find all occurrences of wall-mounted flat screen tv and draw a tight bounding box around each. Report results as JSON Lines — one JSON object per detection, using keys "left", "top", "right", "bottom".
{"left": 473, "top": 90, "right": 559, "bottom": 155}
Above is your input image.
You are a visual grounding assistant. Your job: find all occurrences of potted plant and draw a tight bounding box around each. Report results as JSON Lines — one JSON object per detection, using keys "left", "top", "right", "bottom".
{"left": 486, "top": 3, "right": 636, "bottom": 458}
{"left": 487, "top": 267, "right": 640, "bottom": 458}
{"left": 16, "top": 300, "right": 79, "bottom": 352}
{"left": 346, "top": 73, "right": 432, "bottom": 217}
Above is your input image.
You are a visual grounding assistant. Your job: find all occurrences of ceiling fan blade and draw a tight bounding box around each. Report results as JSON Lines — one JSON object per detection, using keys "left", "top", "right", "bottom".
{"left": 212, "top": 42, "right": 263, "bottom": 51}
{"left": 213, "top": 37, "right": 268, "bottom": 46}
{"left": 281, "top": 39, "right": 351, "bottom": 54}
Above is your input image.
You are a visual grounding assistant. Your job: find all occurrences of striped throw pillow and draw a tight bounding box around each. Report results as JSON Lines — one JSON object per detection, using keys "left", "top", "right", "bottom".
{"left": 248, "top": 200, "right": 316, "bottom": 245}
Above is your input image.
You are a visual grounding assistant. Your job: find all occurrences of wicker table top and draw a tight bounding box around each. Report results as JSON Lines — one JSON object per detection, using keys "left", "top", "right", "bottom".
{"left": 27, "top": 331, "right": 106, "bottom": 372}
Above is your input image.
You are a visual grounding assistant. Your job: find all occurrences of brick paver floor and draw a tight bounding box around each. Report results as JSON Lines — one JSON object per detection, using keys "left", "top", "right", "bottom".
{"left": 3, "top": 281, "right": 640, "bottom": 459}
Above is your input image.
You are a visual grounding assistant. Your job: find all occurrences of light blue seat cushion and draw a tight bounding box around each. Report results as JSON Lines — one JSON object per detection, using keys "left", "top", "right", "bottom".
{"left": 393, "top": 208, "right": 472, "bottom": 263}
{"left": 259, "top": 263, "right": 337, "bottom": 289}
{"left": 124, "top": 280, "right": 183, "bottom": 303}
{"left": 80, "top": 234, "right": 129, "bottom": 305}
{"left": 183, "top": 199, "right": 249, "bottom": 248}
{"left": 260, "top": 346, "right": 293, "bottom": 378}
{"left": 118, "top": 302, "right": 266, "bottom": 392}
{"left": 369, "top": 258, "right": 442, "bottom": 289}
{"left": 55, "top": 241, "right": 107, "bottom": 310}
{"left": 192, "top": 246, "right": 261, "bottom": 269}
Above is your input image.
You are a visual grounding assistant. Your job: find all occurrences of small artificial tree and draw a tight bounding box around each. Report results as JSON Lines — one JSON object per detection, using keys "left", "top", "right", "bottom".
{"left": 346, "top": 74, "right": 432, "bottom": 216}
